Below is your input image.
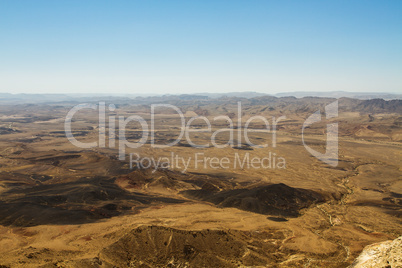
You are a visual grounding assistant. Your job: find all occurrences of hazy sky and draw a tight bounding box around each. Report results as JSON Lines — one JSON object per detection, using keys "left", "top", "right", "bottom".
{"left": 0, "top": 0, "right": 401, "bottom": 95}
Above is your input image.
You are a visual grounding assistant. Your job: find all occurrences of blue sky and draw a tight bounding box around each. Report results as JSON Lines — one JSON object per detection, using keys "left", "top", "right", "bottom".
{"left": 0, "top": 0, "right": 401, "bottom": 94}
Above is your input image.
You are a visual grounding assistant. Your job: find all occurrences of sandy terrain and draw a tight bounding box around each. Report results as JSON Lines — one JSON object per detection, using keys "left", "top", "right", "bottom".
{"left": 0, "top": 96, "right": 400, "bottom": 267}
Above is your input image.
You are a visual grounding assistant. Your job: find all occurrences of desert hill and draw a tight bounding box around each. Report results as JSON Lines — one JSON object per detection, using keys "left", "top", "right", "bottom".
{"left": 0, "top": 95, "right": 400, "bottom": 267}
{"left": 182, "top": 183, "right": 326, "bottom": 217}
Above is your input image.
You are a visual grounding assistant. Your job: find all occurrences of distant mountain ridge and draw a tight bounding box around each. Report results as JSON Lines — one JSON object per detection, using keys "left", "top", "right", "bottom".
{"left": 0, "top": 92, "right": 401, "bottom": 114}
{"left": 0, "top": 91, "right": 400, "bottom": 102}
{"left": 274, "top": 91, "right": 402, "bottom": 100}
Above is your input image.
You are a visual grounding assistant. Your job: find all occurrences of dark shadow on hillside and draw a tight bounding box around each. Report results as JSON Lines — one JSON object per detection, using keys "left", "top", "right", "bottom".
{"left": 0, "top": 177, "right": 185, "bottom": 227}
{"left": 181, "top": 183, "right": 326, "bottom": 217}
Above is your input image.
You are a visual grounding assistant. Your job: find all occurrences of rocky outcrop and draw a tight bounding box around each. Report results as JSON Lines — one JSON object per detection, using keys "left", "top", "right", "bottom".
{"left": 350, "top": 236, "right": 401, "bottom": 268}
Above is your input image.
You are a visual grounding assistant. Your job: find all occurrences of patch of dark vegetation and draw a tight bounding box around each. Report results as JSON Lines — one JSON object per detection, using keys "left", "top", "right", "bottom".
{"left": 181, "top": 183, "right": 326, "bottom": 217}
{"left": 49, "top": 131, "right": 89, "bottom": 137}
{"left": 0, "top": 127, "right": 21, "bottom": 134}
{"left": 353, "top": 201, "right": 402, "bottom": 217}
{"left": 232, "top": 144, "right": 254, "bottom": 150}
{"left": 102, "top": 203, "right": 118, "bottom": 211}
{"left": 390, "top": 192, "right": 402, "bottom": 198}
{"left": 267, "top": 216, "right": 288, "bottom": 222}
{"left": 0, "top": 115, "right": 56, "bottom": 123}
{"left": 382, "top": 197, "right": 402, "bottom": 206}
{"left": 17, "top": 137, "right": 42, "bottom": 143}
{"left": 177, "top": 142, "right": 193, "bottom": 147}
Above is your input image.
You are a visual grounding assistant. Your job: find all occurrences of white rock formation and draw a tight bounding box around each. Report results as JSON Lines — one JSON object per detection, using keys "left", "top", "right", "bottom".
{"left": 350, "top": 236, "right": 401, "bottom": 268}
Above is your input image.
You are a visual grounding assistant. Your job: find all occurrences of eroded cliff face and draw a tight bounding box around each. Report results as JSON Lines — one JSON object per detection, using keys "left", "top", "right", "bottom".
{"left": 350, "top": 236, "right": 401, "bottom": 268}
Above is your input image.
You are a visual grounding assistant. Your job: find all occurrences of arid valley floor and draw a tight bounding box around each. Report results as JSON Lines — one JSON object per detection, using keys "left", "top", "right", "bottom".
{"left": 0, "top": 95, "right": 400, "bottom": 267}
